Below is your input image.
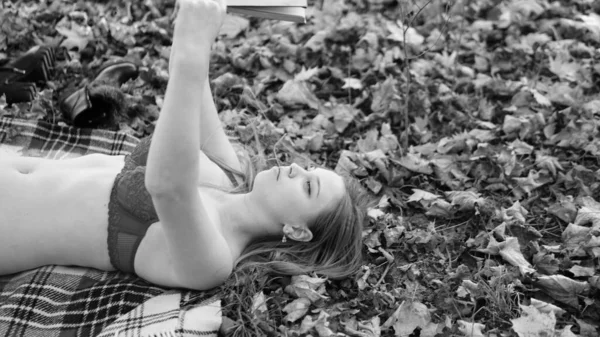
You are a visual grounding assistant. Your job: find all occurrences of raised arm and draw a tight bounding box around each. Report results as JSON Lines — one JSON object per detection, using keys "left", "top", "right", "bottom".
{"left": 198, "top": 75, "right": 242, "bottom": 172}
{"left": 167, "top": 23, "right": 242, "bottom": 174}
{"left": 145, "top": 0, "right": 232, "bottom": 290}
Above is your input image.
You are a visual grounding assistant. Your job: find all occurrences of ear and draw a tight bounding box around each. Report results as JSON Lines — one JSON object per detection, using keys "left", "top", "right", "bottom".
{"left": 282, "top": 223, "right": 313, "bottom": 242}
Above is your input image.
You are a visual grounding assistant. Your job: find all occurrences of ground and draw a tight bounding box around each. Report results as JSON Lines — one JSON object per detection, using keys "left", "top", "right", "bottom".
{"left": 1, "top": 0, "right": 599, "bottom": 336}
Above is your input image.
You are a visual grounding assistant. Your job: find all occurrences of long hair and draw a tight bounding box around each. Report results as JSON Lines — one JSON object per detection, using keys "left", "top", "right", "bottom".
{"left": 203, "top": 141, "right": 371, "bottom": 280}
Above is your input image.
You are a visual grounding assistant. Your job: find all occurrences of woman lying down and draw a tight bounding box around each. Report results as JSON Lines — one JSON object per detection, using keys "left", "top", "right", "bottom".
{"left": 0, "top": 0, "right": 370, "bottom": 291}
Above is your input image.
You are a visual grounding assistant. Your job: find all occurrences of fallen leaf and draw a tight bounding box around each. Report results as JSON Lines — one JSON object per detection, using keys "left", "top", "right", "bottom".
{"left": 445, "top": 191, "right": 486, "bottom": 212}
{"left": 276, "top": 80, "right": 320, "bottom": 109}
{"left": 574, "top": 197, "right": 600, "bottom": 232}
{"left": 386, "top": 20, "right": 424, "bottom": 45}
{"left": 457, "top": 320, "right": 485, "bottom": 337}
{"left": 332, "top": 104, "right": 358, "bottom": 133}
{"left": 342, "top": 78, "right": 363, "bottom": 90}
{"left": 513, "top": 170, "right": 548, "bottom": 197}
{"left": 498, "top": 237, "right": 536, "bottom": 275}
{"left": 562, "top": 223, "right": 591, "bottom": 256}
{"left": 574, "top": 318, "right": 599, "bottom": 337}
{"left": 535, "top": 275, "right": 590, "bottom": 308}
{"left": 284, "top": 275, "right": 329, "bottom": 303}
{"left": 558, "top": 325, "right": 580, "bottom": 337}
{"left": 535, "top": 151, "right": 563, "bottom": 176}
{"left": 283, "top": 297, "right": 311, "bottom": 323}
{"left": 220, "top": 15, "right": 249, "bottom": 38}
{"left": 511, "top": 304, "right": 556, "bottom": 337}
{"left": 56, "top": 21, "right": 93, "bottom": 51}
{"left": 381, "top": 301, "right": 436, "bottom": 337}
{"left": 578, "top": 13, "right": 600, "bottom": 41}
{"left": 251, "top": 291, "right": 268, "bottom": 320}
{"left": 407, "top": 189, "right": 441, "bottom": 204}
{"left": 395, "top": 153, "right": 433, "bottom": 175}
{"left": 569, "top": 265, "right": 595, "bottom": 277}
{"left": 530, "top": 298, "right": 566, "bottom": 317}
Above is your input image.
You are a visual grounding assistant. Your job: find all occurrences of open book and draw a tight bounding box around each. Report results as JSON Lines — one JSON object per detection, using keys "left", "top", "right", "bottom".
{"left": 227, "top": 0, "right": 307, "bottom": 23}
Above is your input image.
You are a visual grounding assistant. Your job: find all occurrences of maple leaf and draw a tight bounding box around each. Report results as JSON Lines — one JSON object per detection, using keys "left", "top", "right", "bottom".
{"left": 568, "top": 265, "right": 594, "bottom": 277}
{"left": 370, "top": 76, "right": 398, "bottom": 114}
{"left": 578, "top": 13, "right": 600, "bottom": 41}
{"left": 535, "top": 275, "right": 590, "bottom": 308}
{"left": 530, "top": 298, "right": 566, "bottom": 317}
{"left": 386, "top": 20, "right": 424, "bottom": 46}
{"left": 382, "top": 301, "right": 439, "bottom": 337}
{"left": 55, "top": 19, "right": 93, "bottom": 51}
{"left": 342, "top": 78, "right": 362, "bottom": 90}
{"left": 283, "top": 298, "right": 311, "bottom": 323}
{"left": 395, "top": 153, "right": 433, "bottom": 175}
{"left": 304, "top": 31, "right": 327, "bottom": 51}
{"left": 499, "top": 201, "right": 529, "bottom": 224}
{"left": 331, "top": 104, "right": 359, "bottom": 133}
{"left": 513, "top": 170, "right": 549, "bottom": 198}
{"left": 532, "top": 252, "right": 559, "bottom": 275}
{"left": 407, "top": 189, "right": 441, "bottom": 204}
{"left": 498, "top": 237, "right": 536, "bottom": 275}
{"left": 574, "top": 196, "right": 600, "bottom": 232}
{"left": 548, "top": 50, "right": 582, "bottom": 82}
{"left": 276, "top": 79, "right": 320, "bottom": 109}
{"left": 284, "top": 275, "right": 328, "bottom": 303}
{"left": 562, "top": 223, "right": 591, "bottom": 256}
{"left": 220, "top": 15, "right": 249, "bottom": 38}
{"left": 445, "top": 191, "right": 486, "bottom": 212}
{"left": 511, "top": 304, "right": 556, "bottom": 337}
{"left": 574, "top": 318, "right": 598, "bottom": 337}
{"left": 251, "top": 291, "right": 268, "bottom": 321}
{"left": 535, "top": 151, "right": 563, "bottom": 177}
{"left": 457, "top": 320, "right": 485, "bottom": 337}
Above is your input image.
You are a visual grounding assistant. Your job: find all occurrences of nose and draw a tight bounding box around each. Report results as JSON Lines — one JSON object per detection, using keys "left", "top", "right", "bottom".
{"left": 289, "top": 163, "right": 304, "bottom": 178}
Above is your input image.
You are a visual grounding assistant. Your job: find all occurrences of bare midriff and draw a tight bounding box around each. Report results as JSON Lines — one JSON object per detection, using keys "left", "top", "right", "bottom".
{"left": 0, "top": 153, "right": 125, "bottom": 274}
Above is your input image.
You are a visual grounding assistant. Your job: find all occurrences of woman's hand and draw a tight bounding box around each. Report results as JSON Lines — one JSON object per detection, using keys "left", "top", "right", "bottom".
{"left": 172, "top": 0, "right": 227, "bottom": 58}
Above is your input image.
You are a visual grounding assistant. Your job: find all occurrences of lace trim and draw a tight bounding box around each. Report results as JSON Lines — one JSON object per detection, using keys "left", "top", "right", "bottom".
{"left": 107, "top": 170, "right": 123, "bottom": 272}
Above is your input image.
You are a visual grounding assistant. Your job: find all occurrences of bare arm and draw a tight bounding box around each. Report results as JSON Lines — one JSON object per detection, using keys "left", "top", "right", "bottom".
{"left": 199, "top": 76, "right": 242, "bottom": 173}
{"left": 145, "top": 0, "right": 232, "bottom": 290}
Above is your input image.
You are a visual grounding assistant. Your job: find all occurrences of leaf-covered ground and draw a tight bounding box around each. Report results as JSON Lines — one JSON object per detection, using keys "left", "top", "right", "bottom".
{"left": 1, "top": 0, "right": 600, "bottom": 336}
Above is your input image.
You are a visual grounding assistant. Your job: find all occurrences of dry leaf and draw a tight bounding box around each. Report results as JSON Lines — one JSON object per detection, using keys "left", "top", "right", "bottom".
{"left": 407, "top": 189, "right": 441, "bottom": 204}
{"left": 569, "top": 265, "right": 595, "bottom": 277}
{"left": 395, "top": 153, "right": 433, "bottom": 175}
{"left": 457, "top": 320, "right": 486, "bottom": 337}
{"left": 276, "top": 80, "right": 320, "bottom": 109}
{"left": 220, "top": 15, "right": 249, "bottom": 38}
{"left": 382, "top": 301, "right": 435, "bottom": 337}
{"left": 511, "top": 304, "right": 556, "bottom": 337}
{"left": 251, "top": 291, "right": 268, "bottom": 320}
{"left": 445, "top": 191, "right": 486, "bottom": 212}
{"left": 498, "top": 237, "right": 536, "bottom": 275}
{"left": 530, "top": 298, "right": 566, "bottom": 317}
{"left": 574, "top": 318, "right": 599, "bottom": 337}
{"left": 283, "top": 298, "right": 311, "bottom": 323}
{"left": 535, "top": 275, "right": 590, "bottom": 308}
{"left": 558, "top": 325, "right": 580, "bottom": 337}
{"left": 284, "top": 275, "right": 329, "bottom": 303}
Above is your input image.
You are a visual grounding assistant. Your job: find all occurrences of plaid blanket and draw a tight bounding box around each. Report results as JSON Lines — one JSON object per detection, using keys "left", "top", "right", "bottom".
{"left": 0, "top": 116, "right": 222, "bottom": 337}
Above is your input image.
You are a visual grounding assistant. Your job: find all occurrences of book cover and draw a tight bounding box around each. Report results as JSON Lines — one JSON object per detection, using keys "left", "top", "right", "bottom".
{"left": 227, "top": 0, "right": 307, "bottom": 22}
{"left": 228, "top": 6, "right": 306, "bottom": 23}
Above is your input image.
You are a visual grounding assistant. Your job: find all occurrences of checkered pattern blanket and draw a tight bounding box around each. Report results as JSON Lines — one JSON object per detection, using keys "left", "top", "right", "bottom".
{"left": 0, "top": 116, "right": 222, "bottom": 337}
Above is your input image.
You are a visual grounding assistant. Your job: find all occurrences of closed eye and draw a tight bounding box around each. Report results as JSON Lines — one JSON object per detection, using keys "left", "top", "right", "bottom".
{"left": 307, "top": 180, "right": 311, "bottom": 196}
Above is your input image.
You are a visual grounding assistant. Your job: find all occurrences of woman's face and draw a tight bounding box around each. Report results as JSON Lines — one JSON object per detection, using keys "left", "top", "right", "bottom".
{"left": 252, "top": 163, "right": 346, "bottom": 227}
